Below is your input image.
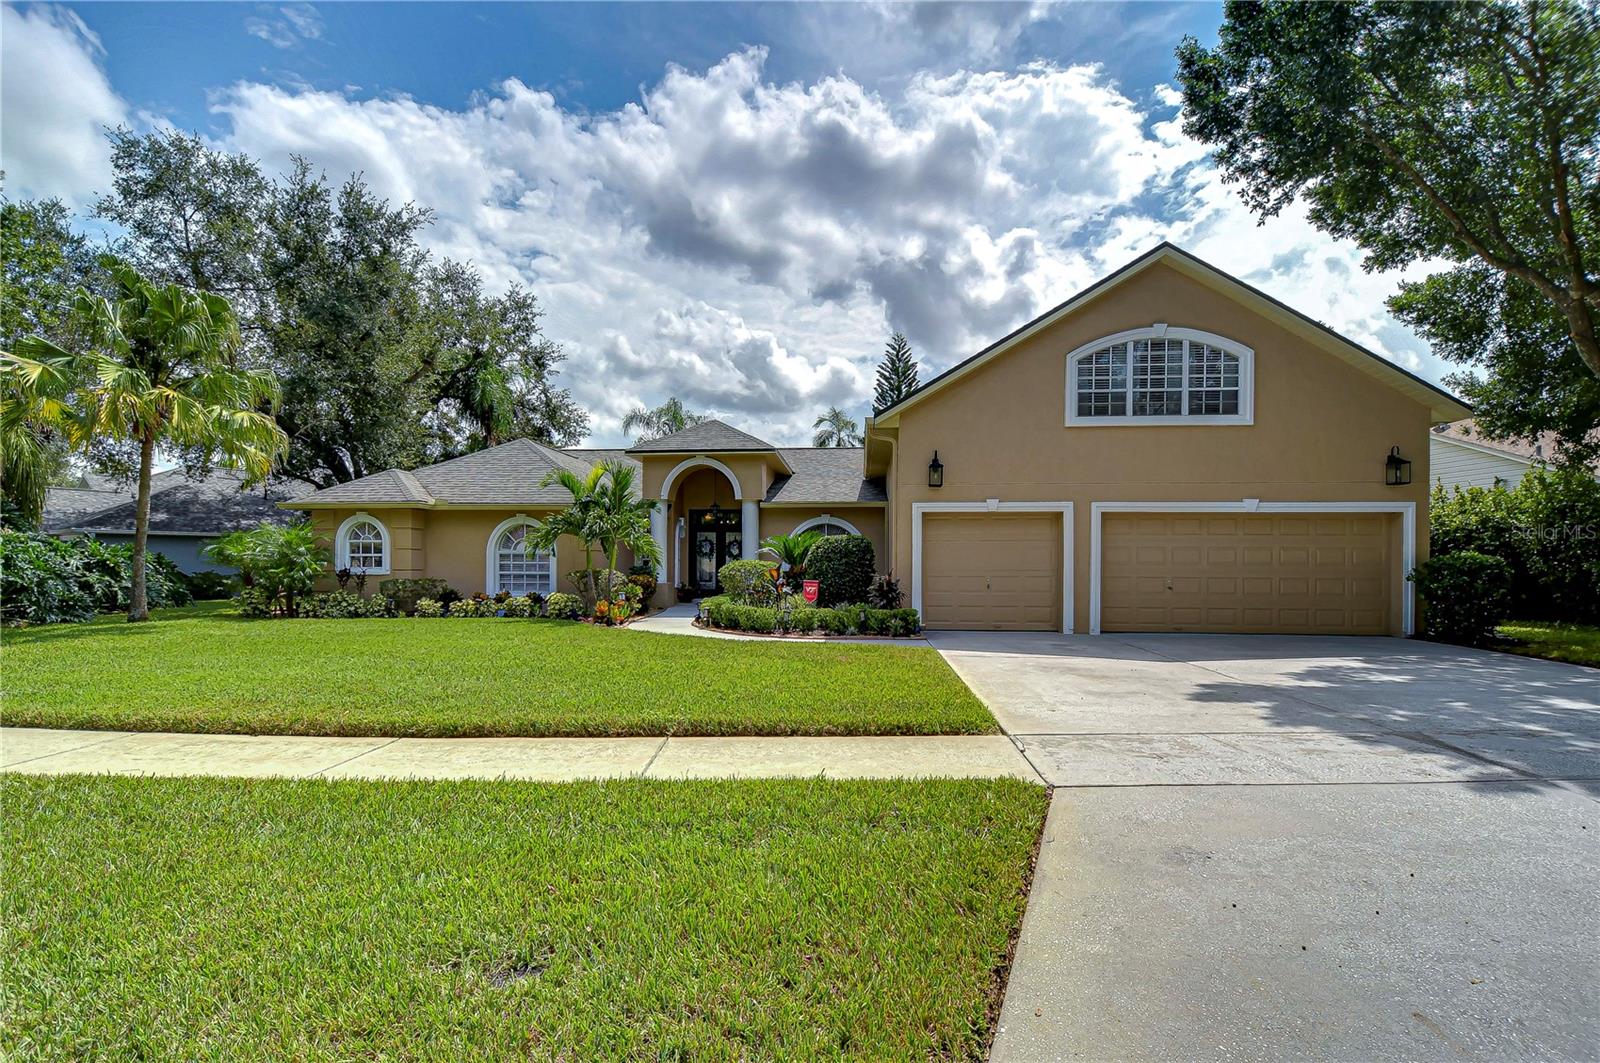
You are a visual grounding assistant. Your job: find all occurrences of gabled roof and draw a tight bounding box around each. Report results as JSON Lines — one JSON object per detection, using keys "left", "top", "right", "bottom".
{"left": 1432, "top": 420, "right": 1600, "bottom": 470}
{"left": 45, "top": 468, "right": 306, "bottom": 535}
{"left": 626, "top": 419, "right": 775, "bottom": 454}
{"left": 287, "top": 438, "right": 644, "bottom": 508}
{"left": 766, "top": 448, "right": 886, "bottom": 504}
{"left": 872, "top": 242, "right": 1472, "bottom": 425}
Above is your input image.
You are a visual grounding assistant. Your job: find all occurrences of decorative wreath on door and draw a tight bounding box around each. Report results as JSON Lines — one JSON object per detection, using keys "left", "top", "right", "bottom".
{"left": 697, "top": 538, "right": 717, "bottom": 559}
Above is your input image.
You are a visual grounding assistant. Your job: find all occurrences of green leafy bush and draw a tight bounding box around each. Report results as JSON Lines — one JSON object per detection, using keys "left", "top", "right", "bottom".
{"left": 377, "top": 578, "right": 453, "bottom": 616}
{"left": 238, "top": 586, "right": 272, "bottom": 619}
{"left": 448, "top": 598, "right": 484, "bottom": 618}
{"left": 0, "top": 530, "right": 191, "bottom": 625}
{"left": 702, "top": 595, "right": 779, "bottom": 633}
{"left": 627, "top": 562, "right": 658, "bottom": 605}
{"left": 502, "top": 593, "right": 543, "bottom": 618}
{"left": 699, "top": 593, "right": 920, "bottom": 638}
{"left": 718, "top": 558, "right": 780, "bottom": 604}
{"left": 867, "top": 574, "right": 903, "bottom": 610}
{"left": 807, "top": 535, "right": 875, "bottom": 608}
{"left": 183, "top": 570, "right": 235, "bottom": 600}
{"left": 301, "top": 591, "right": 394, "bottom": 619}
{"left": 206, "top": 521, "right": 328, "bottom": 617}
{"left": 1431, "top": 467, "right": 1600, "bottom": 622}
{"left": 1409, "top": 551, "right": 1513, "bottom": 645}
{"left": 545, "top": 592, "right": 583, "bottom": 620}
{"left": 413, "top": 598, "right": 445, "bottom": 618}
{"left": 567, "top": 568, "right": 626, "bottom": 601}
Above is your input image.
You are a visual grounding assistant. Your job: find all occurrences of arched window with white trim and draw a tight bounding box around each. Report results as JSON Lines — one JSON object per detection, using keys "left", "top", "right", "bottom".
{"left": 793, "top": 514, "right": 863, "bottom": 538}
{"left": 1066, "top": 327, "right": 1254, "bottom": 426}
{"left": 486, "top": 516, "right": 555, "bottom": 596}
{"left": 335, "top": 513, "right": 390, "bottom": 575}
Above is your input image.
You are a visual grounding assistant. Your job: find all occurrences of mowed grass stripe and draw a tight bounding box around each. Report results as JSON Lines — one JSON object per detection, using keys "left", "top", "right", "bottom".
{"left": 1, "top": 602, "right": 996, "bottom": 737}
{"left": 1, "top": 774, "right": 1047, "bottom": 1060}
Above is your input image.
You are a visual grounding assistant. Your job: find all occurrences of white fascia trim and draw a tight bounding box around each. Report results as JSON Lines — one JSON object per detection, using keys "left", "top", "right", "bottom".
{"left": 791, "top": 513, "right": 863, "bottom": 536}
{"left": 1065, "top": 326, "right": 1255, "bottom": 427}
{"left": 334, "top": 511, "right": 392, "bottom": 576}
{"left": 484, "top": 513, "right": 554, "bottom": 596}
{"left": 1087, "top": 501, "right": 1417, "bottom": 637}
{"left": 911, "top": 501, "right": 1074, "bottom": 634}
{"left": 659, "top": 455, "right": 743, "bottom": 501}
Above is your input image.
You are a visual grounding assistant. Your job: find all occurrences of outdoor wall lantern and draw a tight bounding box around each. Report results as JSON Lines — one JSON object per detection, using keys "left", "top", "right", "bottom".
{"left": 927, "top": 451, "right": 944, "bottom": 488}
{"left": 1384, "top": 446, "right": 1412, "bottom": 486}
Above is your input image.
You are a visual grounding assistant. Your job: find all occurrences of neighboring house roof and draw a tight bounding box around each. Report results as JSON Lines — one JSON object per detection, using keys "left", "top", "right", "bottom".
{"left": 625, "top": 419, "right": 776, "bottom": 453}
{"left": 872, "top": 242, "right": 1472, "bottom": 425}
{"left": 44, "top": 468, "right": 307, "bottom": 536}
{"left": 288, "top": 438, "right": 646, "bottom": 508}
{"left": 766, "top": 448, "right": 887, "bottom": 504}
{"left": 1430, "top": 419, "right": 1598, "bottom": 466}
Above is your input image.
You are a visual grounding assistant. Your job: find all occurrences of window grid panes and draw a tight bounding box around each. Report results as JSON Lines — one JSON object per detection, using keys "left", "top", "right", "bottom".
{"left": 1074, "top": 337, "right": 1242, "bottom": 419}
{"left": 812, "top": 522, "right": 850, "bottom": 537}
{"left": 495, "top": 524, "right": 553, "bottom": 596}
{"left": 345, "top": 521, "right": 385, "bottom": 571}
{"left": 1075, "top": 345, "right": 1128, "bottom": 417}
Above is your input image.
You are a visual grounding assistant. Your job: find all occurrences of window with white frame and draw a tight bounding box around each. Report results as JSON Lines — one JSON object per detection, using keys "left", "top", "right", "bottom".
{"left": 337, "top": 516, "right": 389, "bottom": 574}
{"left": 492, "top": 521, "right": 554, "bottom": 596}
{"left": 1068, "top": 328, "right": 1252, "bottom": 424}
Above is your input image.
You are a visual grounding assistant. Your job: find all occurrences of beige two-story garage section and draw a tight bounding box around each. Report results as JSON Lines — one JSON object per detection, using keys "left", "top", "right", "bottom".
{"left": 865, "top": 243, "right": 1468, "bottom": 637}
{"left": 286, "top": 243, "right": 1467, "bottom": 636}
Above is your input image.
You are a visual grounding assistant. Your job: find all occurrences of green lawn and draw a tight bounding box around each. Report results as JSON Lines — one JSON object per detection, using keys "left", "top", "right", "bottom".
{"left": 2, "top": 773, "right": 1046, "bottom": 1060}
{"left": 1496, "top": 620, "right": 1600, "bottom": 668}
{"left": 1, "top": 601, "right": 994, "bottom": 737}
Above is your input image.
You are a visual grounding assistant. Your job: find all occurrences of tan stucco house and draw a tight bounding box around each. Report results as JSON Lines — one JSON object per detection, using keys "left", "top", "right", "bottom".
{"left": 285, "top": 243, "right": 1470, "bottom": 636}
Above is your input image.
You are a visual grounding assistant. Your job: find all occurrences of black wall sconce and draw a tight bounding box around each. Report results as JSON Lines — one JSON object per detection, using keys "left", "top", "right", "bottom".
{"left": 1385, "top": 446, "right": 1412, "bottom": 486}
{"left": 927, "top": 451, "right": 944, "bottom": 488}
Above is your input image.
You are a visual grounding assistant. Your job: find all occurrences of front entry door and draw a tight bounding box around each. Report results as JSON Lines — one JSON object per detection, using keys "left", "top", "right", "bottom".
{"left": 691, "top": 507, "right": 744, "bottom": 591}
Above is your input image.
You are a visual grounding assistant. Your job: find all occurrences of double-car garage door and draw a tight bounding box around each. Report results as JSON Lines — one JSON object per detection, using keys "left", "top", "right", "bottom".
{"left": 920, "top": 510, "right": 1396, "bottom": 635}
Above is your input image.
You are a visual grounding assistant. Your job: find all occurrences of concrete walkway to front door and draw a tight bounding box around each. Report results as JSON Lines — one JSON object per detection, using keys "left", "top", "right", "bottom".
{"left": 0, "top": 727, "right": 1034, "bottom": 782}
{"left": 926, "top": 630, "right": 1600, "bottom": 1063}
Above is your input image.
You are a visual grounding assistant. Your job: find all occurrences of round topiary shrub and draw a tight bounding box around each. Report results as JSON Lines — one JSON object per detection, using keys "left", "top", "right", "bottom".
{"left": 1409, "top": 550, "right": 1513, "bottom": 646}
{"left": 413, "top": 598, "right": 444, "bottom": 618}
{"left": 806, "top": 534, "right": 875, "bottom": 607}
{"left": 717, "top": 558, "right": 779, "bottom": 604}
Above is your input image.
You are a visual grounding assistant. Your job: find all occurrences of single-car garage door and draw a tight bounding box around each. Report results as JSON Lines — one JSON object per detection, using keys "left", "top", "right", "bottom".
{"left": 1100, "top": 513, "right": 1393, "bottom": 635}
{"left": 923, "top": 513, "right": 1061, "bottom": 630}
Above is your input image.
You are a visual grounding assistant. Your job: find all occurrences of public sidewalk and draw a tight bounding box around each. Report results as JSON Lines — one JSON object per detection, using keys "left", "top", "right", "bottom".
{"left": 0, "top": 726, "right": 1039, "bottom": 783}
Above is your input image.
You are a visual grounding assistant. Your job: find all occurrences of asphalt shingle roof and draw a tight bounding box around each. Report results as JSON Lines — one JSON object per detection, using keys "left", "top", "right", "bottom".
{"left": 625, "top": 419, "right": 775, "bottom": 453}
{"left": 766, "top": 448, "right": 884, "bottom": 504}
{"left": 45, "top": 469, "right": 307, "bottom": 535}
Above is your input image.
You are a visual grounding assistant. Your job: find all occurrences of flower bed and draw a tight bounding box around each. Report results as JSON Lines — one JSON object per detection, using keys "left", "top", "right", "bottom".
{"left": 698, "top": 595, "right": 921, "bottom": 638}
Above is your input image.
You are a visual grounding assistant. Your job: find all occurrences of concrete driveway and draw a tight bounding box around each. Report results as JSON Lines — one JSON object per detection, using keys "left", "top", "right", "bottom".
{"left": 926, "top": 632, "right": 1600, "bottom": 1062}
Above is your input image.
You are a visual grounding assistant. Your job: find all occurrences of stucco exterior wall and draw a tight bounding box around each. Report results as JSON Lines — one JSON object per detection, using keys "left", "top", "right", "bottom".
{"left": 759, "top": 507, "right": 889, "bottom": 575}
{"left": 887, "top": 261, "right": 1435, "bottom": 635}
{"left": 639, "top": 452, "right": 773, "bottom": 502}
{"left": 306, "top": 507, "right": 632, "bottom": 597}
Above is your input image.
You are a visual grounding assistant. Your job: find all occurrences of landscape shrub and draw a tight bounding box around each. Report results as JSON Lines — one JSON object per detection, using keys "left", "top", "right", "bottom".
{"left": 567, "top": 568, "right": 626, "bottom": 601}
{"left": 717, "top": 558, "right": 780, "bottom": 605}
{"left": 544, "top": 592, "right": 583, "bottom": 620}
{"left": 0, "top": 530, "right": 191, "bottom": 625}
{"left": 859, "top": 607, "right": 922, "bottom": 637}
{"left": 1430, "top": 467, "right": 1600, "bottom": 622}
{"left": 1409, "top": 551, "right": 1513, "bottom": 646}
{"left": 806, "top": 535, "right": 875, "bottom": 607}
{"left": 627, "top": 562, "right": 658, "bottom": 605}
{"left": 238, "top": 586, "right": 272, "bottom": 619}
{"left": 867, "top": 574, "right": 904, "bottom": 610}
{"left": 206, "top": 521, "right": 327, "bottom": 617}
{"left": 301, "top": 591, "right": 394, "bottom": 619}
{"left": 698, "top": 593, "right": 920, "bottom": 637}
{"left": 448, "top": 598, "right": 484, "bottom": 618}
{"left": 183, "top": 570, "right": 235, "bottom": 600}
{"left": 413, "top": 598, "right": 445, "bottom": 618}
{"left": 702, "top": 595, "right": 780, "bottom": 634}
{"left": 377, "top": 578, "right": 453, "bottom": 616}
{"left": 502, "top": 593, "right": 543, "bottom": 618}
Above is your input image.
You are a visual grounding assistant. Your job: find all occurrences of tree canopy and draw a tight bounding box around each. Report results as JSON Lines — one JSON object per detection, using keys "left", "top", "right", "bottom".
{"left": 873, "top": 332, "right": 919, "bottom": 413}
{"left": 1177, "top": 0, "right": 1600, "bottom": 459}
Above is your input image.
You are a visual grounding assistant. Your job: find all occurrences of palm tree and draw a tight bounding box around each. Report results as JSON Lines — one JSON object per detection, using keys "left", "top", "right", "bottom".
{"left": 530, "top": 463, "right": 607, "bottom": 608}
{"left": 812, "top": 406, "right": 862, "bottom": 448}
{"left": 588, "top": 461, "right": 662, "bottom": 616}
{"left": 622, "top": 396, "right": 705, "bottom": 443}
{"left": 759, "top": 529, "right": 822, "bottom": 591}
{"left": 0, "top": 347, "right": 78, "bottom": 525}
{"left": 16, "top": 261, "right": 287, "bottom": 620}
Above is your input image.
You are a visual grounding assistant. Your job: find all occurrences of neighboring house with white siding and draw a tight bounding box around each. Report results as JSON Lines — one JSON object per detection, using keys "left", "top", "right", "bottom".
{"left": 1429, "top": 420, "right": 1598, "bottom": 491}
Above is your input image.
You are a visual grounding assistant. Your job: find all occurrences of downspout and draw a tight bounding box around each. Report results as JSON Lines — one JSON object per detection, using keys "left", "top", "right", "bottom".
{"left": 864, "top": 415, "right": 898, "bottom": 577}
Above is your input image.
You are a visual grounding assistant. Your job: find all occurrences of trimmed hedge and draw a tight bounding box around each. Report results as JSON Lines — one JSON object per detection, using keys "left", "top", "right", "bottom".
{"left": 301, "top": 591, "right": 395, "bottom": 619}
{"left": 1409, "top": 550, "right": 1513, "bottom": 646}
{"left": 545, "top": 592, "right": 583, "bottom": 620}
{"left": 806, "top": 535, "right": 875, "bottom": 607}
{"left": 718, "top": 558, "right": 779, "bottom": 604}
{"left": 700, "top": 595, "right": 921, "bottom": 637}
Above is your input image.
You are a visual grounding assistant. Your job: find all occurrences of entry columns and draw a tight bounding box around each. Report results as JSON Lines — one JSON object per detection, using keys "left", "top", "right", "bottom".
{"left": 741, "top": 500, "right": 759, "bottom": 559}
{"left": 649, "top": 505, "right": 668, "bottom": 581}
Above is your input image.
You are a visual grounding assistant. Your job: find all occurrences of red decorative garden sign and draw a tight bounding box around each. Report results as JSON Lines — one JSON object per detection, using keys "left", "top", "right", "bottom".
{"left": 802, "top": 580, "right": 819, "bottom": 605}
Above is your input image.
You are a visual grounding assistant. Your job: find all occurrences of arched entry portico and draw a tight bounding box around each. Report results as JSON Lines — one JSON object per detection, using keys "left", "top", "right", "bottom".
{"left": 651, "top": 457, "right": 759, "bottom": 589}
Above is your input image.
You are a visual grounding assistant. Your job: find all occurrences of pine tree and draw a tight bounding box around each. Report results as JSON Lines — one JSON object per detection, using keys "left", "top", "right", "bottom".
{"left": 873, "top": 332, "right": 919, "bottom": 413}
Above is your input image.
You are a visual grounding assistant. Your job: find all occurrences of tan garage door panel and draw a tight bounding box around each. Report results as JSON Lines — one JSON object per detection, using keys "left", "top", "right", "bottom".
{"left": 1101, "top": 513, "right": 1392, "bottom": 635}
{"left": 923, "top": 514, "right": 1060, "bottom": 631}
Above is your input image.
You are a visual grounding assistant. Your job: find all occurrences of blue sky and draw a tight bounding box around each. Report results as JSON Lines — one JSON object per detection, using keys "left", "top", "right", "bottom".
{"left": 2, "top": 2, "right": 1447, "bottom": 447}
